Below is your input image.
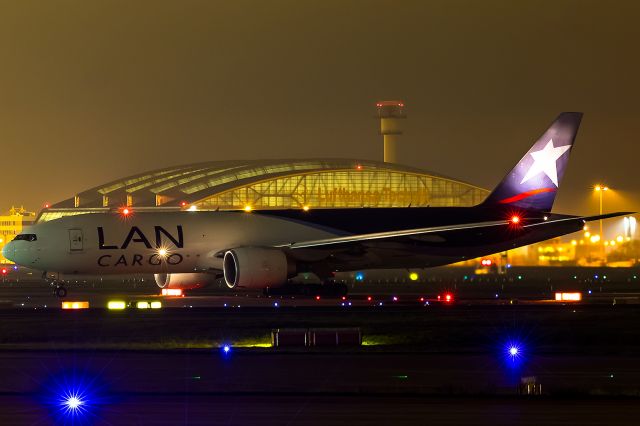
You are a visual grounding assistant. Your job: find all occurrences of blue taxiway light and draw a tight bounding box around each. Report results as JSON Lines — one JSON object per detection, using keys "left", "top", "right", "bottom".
{"left": 57, "top": 386, "right": 92, "bottom": 419}
{"left": 222, "top": 345, "right": 231, "bottom": 354}
{"left": 62, "top": 394, "right": 84, "bottom": 413}
{"left": 504, "top": 340, "right": 524, "bottom": 364}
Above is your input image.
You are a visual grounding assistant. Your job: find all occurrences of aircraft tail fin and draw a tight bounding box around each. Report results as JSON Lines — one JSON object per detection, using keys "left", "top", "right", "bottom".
{"left": 480, "top": 112, "right": 583, "bottom": 213}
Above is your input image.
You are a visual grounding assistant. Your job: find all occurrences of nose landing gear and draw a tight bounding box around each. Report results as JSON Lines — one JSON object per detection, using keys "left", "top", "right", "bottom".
{"left": 54, "top": 286, "right": 67, "bottom": 298}
{"left": 43, "top": 271, "right": 67, "bottom": 298}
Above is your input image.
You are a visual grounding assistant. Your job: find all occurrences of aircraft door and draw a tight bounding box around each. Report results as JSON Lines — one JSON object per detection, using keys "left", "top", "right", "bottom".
{"left": 69, "top": 229, "right": 84, "bottom": 252}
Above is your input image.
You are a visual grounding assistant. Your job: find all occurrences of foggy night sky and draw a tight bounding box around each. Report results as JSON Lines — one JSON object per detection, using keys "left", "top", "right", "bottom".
{"left": 0, "top": 0, "right": 638, "bottom": 215}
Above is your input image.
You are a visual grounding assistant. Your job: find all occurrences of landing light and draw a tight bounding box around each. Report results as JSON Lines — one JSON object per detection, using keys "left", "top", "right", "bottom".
{"left": 303, "top": 205, "right": 310, "bottom": 212}
{"left": 244, "top": 205, "right": 252, "bottom": 212}
{"left": 157, "top": 248, "right": 168, "bottom": 258}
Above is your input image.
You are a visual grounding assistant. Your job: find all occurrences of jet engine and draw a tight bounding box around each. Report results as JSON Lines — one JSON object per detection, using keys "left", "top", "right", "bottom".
{"left": 223, "top": 247, "right": 295, "bottom": 289}
{"left": 154, "top": 273, "right": 213, "bottom": 290}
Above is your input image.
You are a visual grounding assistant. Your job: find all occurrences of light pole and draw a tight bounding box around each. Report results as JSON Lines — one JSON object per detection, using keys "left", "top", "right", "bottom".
{"left": 594, "top": 184, "right": 609, "bottom": 263}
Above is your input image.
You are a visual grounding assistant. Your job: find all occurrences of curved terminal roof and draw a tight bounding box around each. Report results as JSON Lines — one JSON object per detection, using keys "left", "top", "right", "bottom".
{"left": 43, "top": 159, "right": 489, "bottom": 221}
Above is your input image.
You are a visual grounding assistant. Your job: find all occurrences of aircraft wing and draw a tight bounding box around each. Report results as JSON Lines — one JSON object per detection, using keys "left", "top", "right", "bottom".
{"left": 279, "top": 212, "right": 632, "bottom": 250}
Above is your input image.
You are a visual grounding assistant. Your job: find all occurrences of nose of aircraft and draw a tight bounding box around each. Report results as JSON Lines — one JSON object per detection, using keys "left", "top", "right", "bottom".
{"left": 2, "top": 241, "right": 15, "bottom": 263}
{"left": 2, "top": 242, "right": 16, "bottom": 262}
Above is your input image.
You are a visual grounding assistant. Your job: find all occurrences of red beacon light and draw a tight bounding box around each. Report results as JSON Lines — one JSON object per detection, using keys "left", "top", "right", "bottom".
{"left": 1, "top": 268, "right": 7, "bottom": 275}
{"left": 481, "top": 259, "right": 493, "bottom": 266}
{"left": 444, "top": 293, "right": 453, "bottom": 303}
{"left": 510, "top": 215, "right": 521, "bottom": 225}
{"left": 121, "top": 207, "right": 131, "bottom": 216}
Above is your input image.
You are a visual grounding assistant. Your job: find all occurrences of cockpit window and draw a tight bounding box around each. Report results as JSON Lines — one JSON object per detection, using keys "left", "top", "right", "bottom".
{"left": 13, "top": 234, "right": 37, "bottom": 242}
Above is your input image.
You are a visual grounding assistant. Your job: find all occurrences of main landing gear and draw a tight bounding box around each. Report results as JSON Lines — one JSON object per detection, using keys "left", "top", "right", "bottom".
{"left": 43, "top": 271, "right": 67, "bottom": 298}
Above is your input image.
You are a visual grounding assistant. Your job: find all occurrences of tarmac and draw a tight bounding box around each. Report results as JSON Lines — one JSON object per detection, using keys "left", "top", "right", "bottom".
{"left": 1, "top": 275, "right": 640, "bottom": 424}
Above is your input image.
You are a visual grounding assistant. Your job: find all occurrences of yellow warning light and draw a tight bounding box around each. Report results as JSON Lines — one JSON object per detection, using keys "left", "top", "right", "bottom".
{"left": 555, "top": 292, "right": 582, "bottom": 301}
{"left": 107, "top": 301, "right": 126, "bottom": 310}
{"left": 409, "top": 272, "right": 419, "bottom": 281}
{"left": 62, "top": 301, "right": 89, "bottom": 310}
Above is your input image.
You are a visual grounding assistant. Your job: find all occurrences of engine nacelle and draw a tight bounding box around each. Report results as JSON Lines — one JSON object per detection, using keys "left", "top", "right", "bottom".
{"left": 223, "top": 247, "right": 294, "bottom": 289}
{"left": 154, "top": 273, "right": 213, "bottom": 290}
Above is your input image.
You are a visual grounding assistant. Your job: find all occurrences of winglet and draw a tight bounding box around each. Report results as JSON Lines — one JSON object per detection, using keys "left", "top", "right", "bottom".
{"left": 481, "top": 112, "right": 583, "bottom": 212}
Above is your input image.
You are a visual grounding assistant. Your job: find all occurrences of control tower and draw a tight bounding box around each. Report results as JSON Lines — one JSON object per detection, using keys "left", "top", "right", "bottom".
{"left": 376, "top": 100, "right": 406, "bottom": 163}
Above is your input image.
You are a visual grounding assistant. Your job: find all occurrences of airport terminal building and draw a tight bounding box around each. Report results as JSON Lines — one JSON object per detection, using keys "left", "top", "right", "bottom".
{"left": 40, "top": 159, "right": 489, "bottom": 222}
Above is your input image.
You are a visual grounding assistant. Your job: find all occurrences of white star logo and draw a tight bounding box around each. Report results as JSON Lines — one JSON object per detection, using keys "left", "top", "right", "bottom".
{"left": 520, "top": 139, "right": 571, "bottom": 187}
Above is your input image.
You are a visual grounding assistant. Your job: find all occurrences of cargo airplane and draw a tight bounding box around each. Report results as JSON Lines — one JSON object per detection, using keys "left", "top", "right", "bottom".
{"left": 3, "top": 113, "right": 629, "bottom": 297}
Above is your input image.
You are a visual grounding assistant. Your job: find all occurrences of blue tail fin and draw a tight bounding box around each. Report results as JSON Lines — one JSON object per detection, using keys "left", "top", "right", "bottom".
{"left": 481, "top": 112, "right": 583, "bottom": 212}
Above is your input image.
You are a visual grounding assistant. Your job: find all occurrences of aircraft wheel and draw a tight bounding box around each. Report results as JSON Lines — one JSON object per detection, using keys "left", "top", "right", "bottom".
{"left": 55, "top": 286, "right": 67, "bottom": 298}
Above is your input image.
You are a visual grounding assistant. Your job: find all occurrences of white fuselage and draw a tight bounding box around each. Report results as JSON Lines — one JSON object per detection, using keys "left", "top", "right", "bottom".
{"left": 3, "top": 211, "right": 337, "bottom": 275}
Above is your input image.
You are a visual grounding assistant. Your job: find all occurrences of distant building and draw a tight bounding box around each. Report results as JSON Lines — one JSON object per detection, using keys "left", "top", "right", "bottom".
{"left": 39, "top": 159, "right": 489, "bottom": 222}
{"left": 0, "top": 207, "right": 36, "bottom": 263}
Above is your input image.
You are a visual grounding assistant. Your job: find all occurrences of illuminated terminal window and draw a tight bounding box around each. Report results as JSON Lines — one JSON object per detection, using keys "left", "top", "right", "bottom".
{"left": 194, "top": 170, "right": 486, "bottom": 210}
